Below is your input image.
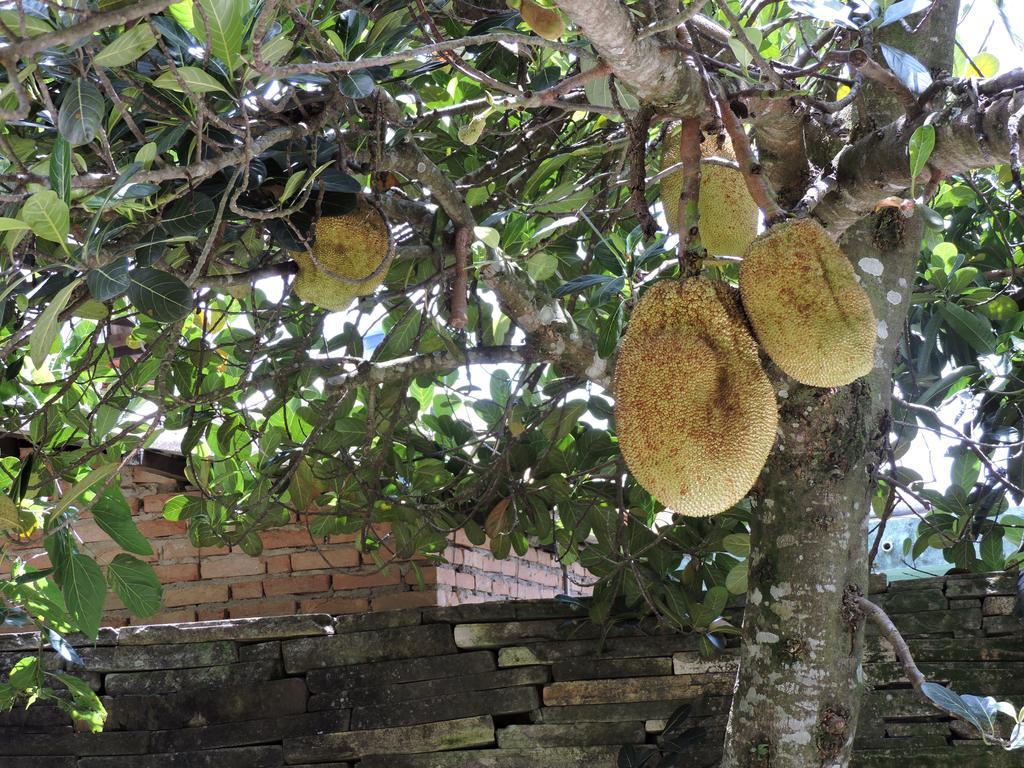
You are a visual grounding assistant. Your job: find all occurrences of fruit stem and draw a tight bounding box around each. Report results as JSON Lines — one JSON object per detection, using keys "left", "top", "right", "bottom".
{"left": 716, "top": 96, "right": 787, "bottom": 226}
{"left": 677, "top": 117, "right": 704, "bottom": 275}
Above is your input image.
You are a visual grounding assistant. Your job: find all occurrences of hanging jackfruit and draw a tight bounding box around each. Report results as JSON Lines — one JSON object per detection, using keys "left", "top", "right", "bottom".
{"left": 739, "top": 217, "right": 876, "bottom": 387}
{"left": 614, "top": 278, "right": 778, "bottom": 517}
{"left": 660, "top": 128, "right": 760, "bottom": 257}
{"left": 291, "top": 198, "right": 392, "bottom": 311}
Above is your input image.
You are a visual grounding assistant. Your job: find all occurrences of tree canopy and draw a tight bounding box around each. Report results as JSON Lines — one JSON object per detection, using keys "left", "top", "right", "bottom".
{"left": 1, "top": 0, "right": 1023, "bottom": 759}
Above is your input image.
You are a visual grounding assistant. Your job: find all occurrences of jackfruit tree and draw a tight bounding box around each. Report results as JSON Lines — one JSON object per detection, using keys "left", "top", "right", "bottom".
{"left": 1, "top": 0, "right": 1024, "bottom": 762}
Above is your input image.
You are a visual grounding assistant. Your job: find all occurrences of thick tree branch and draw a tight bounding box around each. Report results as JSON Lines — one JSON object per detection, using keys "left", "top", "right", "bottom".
{"left": 552, "top": 0, "right": 706, "bottom": 115}
{"left": 815, "top": 88, "right": 1024, "bottom": 236}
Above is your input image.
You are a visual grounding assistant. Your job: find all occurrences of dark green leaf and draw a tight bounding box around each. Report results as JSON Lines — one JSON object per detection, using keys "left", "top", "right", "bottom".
{"left": 338, "top": 71, "right": 376, "bottom": 98}
{"left": 50, "top": 135, "right": 72, "bottom": 204}
{"left": 160, "top": 193, "right": 216, "bottom": 237}
{"left": 58, "top": 79, "right": 106, "bottom": 147}
{"left": 127, "top": 267, "right": 193, "bottom": 322}
{"left": 87, "top": 258, "right": 130, "bottom": 301}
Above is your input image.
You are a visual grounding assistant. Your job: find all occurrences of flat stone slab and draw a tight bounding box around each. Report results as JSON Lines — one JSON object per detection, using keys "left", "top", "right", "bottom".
{"left": 78, "top": 641, "right": 238, "bottom": 672}
{"left": 77, "top": 746, "right": 283, "bottom": 768}
{"left": 114, "top": 615, "right": 334, "bottom": 645}
{"left": 306, "top": 651, "right": 496, "bottom": 693}
{"left": 358, "top": 745, "right": 658, "bottom": 767}
{"left": 498, "top": 634, "right": 700, "bottom": 666}
{"left": 283, "top": 624, "right": 456, "bottom": 673}
{"left": 673, "top": 651, "right": 739, "bottom": 675}
{"left": 534, "top": 695, "right": 730, "bottom": 724}
{"left": 102, "top": 678, "right": 307, "bottom": 731}
{"left": 0, "top": 759, "right": 76, "bottom": 768}
{"left": 104, "top": 660, "right": 283, "bottom": 695}
{"left": 334, "top": 609, "right": 422, "bottom": 634}
{"left": 496, "top": 721, "right": 645, "bottom": 748}
{"left": 310, "top": 666, "right": 549, "bottom": 709}
{"left": 543, "top": 675, "right": 706, "bottom": 706}
{"left": 283, "top": 715, "right": 495, "bottom": 762}
{"left": 150, "top": 710, "right": 349, "bottom": 752}
{"left": 4, "top": 730, "right": 152, "bottom": 756}
{"left": 944, "top": 573, "right": 1018, "bottom": 598}
{"left": 553, "top": 656, "right": 673, "bottom": 681}
{"left": 349, "top": 685, "right": 540, "bottom": 730}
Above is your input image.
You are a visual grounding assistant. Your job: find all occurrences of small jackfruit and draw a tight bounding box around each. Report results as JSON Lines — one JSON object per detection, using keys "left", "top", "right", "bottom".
{"left": 739, "top": 217, "right": 876, "bottom": 387}
{"left": 614, "top": 278, "right": 778, "bottom": 517}
{"left": 660, "top": 128, "right": 760, "bottom": 257}
{"left": 291, "top": 198, "right": 392, "bottom": 311}
{"left": 518, "top": 0, "right": 565, "bottom": 41}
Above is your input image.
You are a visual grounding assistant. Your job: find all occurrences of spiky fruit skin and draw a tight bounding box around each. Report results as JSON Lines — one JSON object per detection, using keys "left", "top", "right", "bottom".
{"left": 519, "top": 0, "right": 565, "bottom": 40}
{"left": 739, "top": 218, "right": 876, "bottom": 387}
{"left": 291, "top": 199, "right": 392, "bottom": 311}
{"left": 660, "top": 129, "right": 760, "bottom": 257}
{"left": 614, "top": 279, "right": 778, "bottom": 517}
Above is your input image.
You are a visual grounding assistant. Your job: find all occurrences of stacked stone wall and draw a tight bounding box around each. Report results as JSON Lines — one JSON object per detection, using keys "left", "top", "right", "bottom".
{"left": 2, "top": 571, "right": 1022, "bottom": 767}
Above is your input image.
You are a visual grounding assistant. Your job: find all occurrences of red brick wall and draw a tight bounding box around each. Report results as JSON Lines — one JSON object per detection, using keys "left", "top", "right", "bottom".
{"left": 2, "top": 466, "right": 593, "bottom": 628}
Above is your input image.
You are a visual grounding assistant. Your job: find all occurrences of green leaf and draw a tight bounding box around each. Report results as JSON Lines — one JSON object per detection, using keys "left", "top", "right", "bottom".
{"left": 726, "top": 561, "right": 748, "bottom": 595}
{"left": 93, "top": 24, "right": 157, "bottom": 67}
{"left": 62, "top": 554, "right": 107, "bottom": 639}
{"left": 940, "top": 302, "right": 996, "bottom": 355}
{"left": 49, "top": 463, "right": 121, "bottom": 520}
{"left": 53, "top": 673, "right": 107, "bottom": 733}
{"left": 58, "top": 79, "right": 106, "bottom": 147}
{"left": 93, "top": 486, "right": 153, "bottom": 556}
{"left": 0, "top": 495, "right": 18, "bottom": 530}
{"left": 0, "top": 217, "right": 30, "bottom": 232}
{"left": 30, "top": 278, "right": 80, "bottom": 368}
{"left": 280, "top": 169, "right": 307, "bottom": 203}
{"left": 722, "top": 532, "right": 751, "bottom": 557}
{"left": 8, "top": 657, "right": 40, "bottom": 690}
{"left": 196, "top": 0, "right": 247, "bottom": 72}
{"left": 526, "top": 251, "right": 558, "bottom": 281}
{"left": 21, "top": 190, "right": 70, "bottom": 244}
{"left": 152, "top": 67, "right": 232, "bottom": 95}
{"left": 87, "top": 257, "right": 130, "bottom": 301}
{"left": 0, "top": 10, "right": 53, "bottom": 37}
{"left": 127, "top": 267, "right": 193, "bottom": 322}
{"left": 168, "top": 0, "right": 195, "bottom": 30}
{"left": 50, "top": 135, "right": 72, "bottom": 204}
{"left": 908, "top": 124, "right": 935, "bottom": 197}
{"left": 377, "top": 310, "right": 422, "bottom": 360}
{"left": 107, "top": 554, "right": 162, "bottom": 617}
{"left": 950, "top": 451, "right": 981, "bottom": 491}
{"left": 338, "top": 71, "right": 376, "bottom": 99}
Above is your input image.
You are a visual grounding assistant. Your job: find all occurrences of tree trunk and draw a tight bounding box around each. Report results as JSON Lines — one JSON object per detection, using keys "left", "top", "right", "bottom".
{"left": 720, "top": 215, "right": 920, "bottom": 767}
{"left": 721, "top": 3, "right": 960, "bottom": 763}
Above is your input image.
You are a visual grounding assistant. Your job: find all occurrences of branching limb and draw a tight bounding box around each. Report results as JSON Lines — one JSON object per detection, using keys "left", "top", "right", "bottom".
{"left": 551, "top": 0, "right": 706, "bottom": 115}
{"left": 815, "top": 90, "right": 1024, "bottom": 236}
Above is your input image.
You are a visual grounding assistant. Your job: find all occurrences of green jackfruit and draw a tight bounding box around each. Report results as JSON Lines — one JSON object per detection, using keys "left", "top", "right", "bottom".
{"left": 291, "top": 198, "right": 392, "bottom": 311}
{"left": 739, "top": 217, "right": 876, "bottom": 387}
{"left": 660, "top": 128, "right": 760, "bottom": 257}
{"left": 614, "top": 278, "right": 778, "bottom": 516}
